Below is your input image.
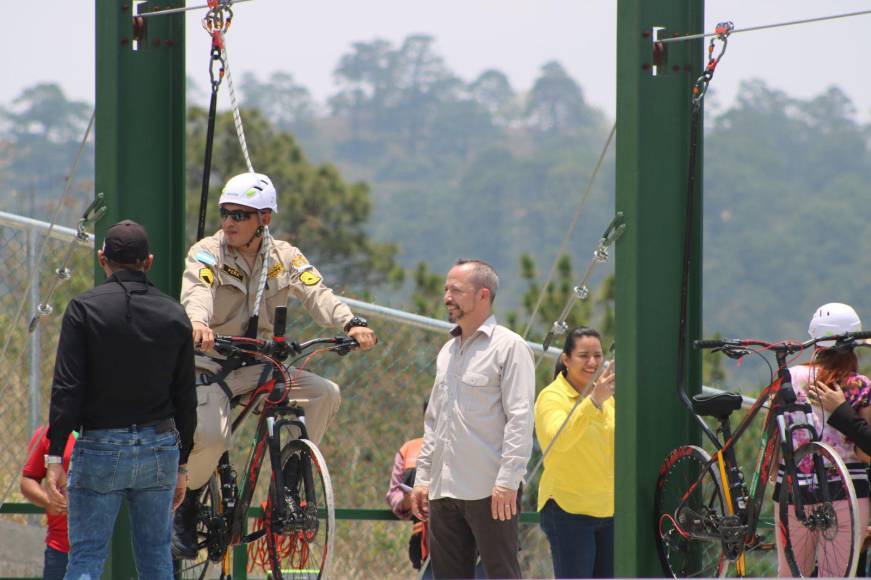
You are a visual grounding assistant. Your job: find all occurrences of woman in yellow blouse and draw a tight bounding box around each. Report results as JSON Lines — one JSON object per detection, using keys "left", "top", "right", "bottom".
{"left": 535, "top": 327, "right": 615, "bottom": 579}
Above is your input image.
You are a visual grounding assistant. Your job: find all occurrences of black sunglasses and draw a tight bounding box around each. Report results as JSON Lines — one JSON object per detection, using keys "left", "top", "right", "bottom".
{"left": 219, "top": 208, "right": 259, "bottom": 222}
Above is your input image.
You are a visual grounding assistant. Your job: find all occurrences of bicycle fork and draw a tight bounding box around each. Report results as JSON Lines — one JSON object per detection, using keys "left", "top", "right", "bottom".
{"left": 266, "top": 405, "right": 315, "bottom": 533}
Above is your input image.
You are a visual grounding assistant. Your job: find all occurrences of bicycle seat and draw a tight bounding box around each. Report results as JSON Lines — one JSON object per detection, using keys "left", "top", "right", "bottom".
{"left": 691, "top": 392, "right": 744, "bottom": 420}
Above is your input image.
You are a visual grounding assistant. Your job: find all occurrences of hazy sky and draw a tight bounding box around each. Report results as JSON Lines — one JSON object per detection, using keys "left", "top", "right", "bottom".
{"left": 4, "top": 1, "right": 871, "bottom": 119}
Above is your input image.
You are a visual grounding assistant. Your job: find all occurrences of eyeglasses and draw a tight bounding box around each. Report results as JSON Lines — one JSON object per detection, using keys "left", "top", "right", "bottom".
{"left": 220, "top": 208, "right": 259, "bottom": 222}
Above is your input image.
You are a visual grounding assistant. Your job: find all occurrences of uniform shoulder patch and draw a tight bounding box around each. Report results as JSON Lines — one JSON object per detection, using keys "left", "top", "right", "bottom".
{"left": 195, "top": 250, "right": 217, "bottom": 267}
{"left": 267, "top": 262, "right": 285, "bottom": 279}
{"left": 222, "top": 264, "right": 244, "bottom": 282}
{"left": 299, "top": 271, "right": 322, "bottom": 286}
{"left": 290, "top": 255, "right": 309, "bottom": 269}
{"left": 198, "top": 267, "right": 215, "bottom": 286}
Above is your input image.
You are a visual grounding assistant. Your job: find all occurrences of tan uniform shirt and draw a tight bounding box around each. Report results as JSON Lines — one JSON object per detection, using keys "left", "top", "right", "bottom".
{"left": 181, "top": 231, "right": 354, "bottom": 356}
{"left": 415, "top": 316, "right": 535, "bottom": 500}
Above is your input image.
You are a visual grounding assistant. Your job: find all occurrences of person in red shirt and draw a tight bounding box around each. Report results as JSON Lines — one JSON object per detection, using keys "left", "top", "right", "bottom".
{"left": 20, "top": 425, "right": 76, "bottom": 580}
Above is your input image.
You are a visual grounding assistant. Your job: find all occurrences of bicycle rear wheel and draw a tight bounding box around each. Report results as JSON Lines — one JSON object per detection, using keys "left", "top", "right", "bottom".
{"left": 266, "top": 438, "right": 336, "bottom": 580}
{"left": 173, "top": 476, "right": 224, "bottom": 580}
{"left": 777, "top": 441, "right": 860, "bottom": 578}
{"left": 655, "top": 445, "right": 728, "bottom": 578}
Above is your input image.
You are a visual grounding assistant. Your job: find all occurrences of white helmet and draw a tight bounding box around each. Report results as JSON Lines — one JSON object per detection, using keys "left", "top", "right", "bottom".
{"left": 809, "top": 302, "right": 861, "bottom": 347}
{"left": 219, "top": 172, "right": 278, "bottom": 213}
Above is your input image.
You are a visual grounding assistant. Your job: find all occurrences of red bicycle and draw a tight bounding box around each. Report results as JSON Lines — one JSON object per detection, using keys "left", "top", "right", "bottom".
{"left": 174, "top": 306, "right": 357, "bottom": 580}
{"left": 654, "top": 330, "right": 871, "bottom": 577}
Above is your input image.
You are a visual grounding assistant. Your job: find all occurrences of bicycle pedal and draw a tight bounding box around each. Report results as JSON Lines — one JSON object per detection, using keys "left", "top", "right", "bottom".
{"left": 241, "top": 529, "right": 266, "bottom": 544}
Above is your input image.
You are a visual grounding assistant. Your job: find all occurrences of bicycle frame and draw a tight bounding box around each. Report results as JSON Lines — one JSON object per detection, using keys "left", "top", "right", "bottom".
{"left": 674, "top": 350, "right": 834, "bottom": 566}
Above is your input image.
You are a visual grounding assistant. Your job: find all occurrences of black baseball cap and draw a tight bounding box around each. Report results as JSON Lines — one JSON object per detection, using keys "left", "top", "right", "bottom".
{"left": 102, "top": 220, "right": 150, "bottom": 263}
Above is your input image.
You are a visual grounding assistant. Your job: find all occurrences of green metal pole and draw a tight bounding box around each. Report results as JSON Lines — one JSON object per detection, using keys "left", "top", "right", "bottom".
{"left": 95, "top": 1, "right": 186, "bottom": 577}
{"left": 614, "top": 1, "right": 704, "bottom": 576}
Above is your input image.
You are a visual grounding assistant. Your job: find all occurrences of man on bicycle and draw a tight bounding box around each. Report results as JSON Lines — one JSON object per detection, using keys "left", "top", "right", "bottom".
{"left": 175, "top": 172, "right": 377, "bottom": 557}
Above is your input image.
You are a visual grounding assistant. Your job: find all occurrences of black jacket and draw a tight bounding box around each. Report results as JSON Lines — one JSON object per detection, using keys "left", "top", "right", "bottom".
{"left": 48, "top": 269, "right": 197, "bottom": 462}
{"left": 828, "top": 401, "right": 871, "bottom": 456}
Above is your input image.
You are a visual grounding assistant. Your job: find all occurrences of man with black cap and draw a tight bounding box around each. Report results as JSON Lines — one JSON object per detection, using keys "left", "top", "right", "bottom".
{"left": 44, "top": 219, "right": 197, "bottom": 579}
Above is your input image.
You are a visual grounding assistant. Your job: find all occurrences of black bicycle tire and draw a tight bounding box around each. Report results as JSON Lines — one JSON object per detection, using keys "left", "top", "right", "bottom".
{"left": 265, "top": 438, "right": 336, "bottom": 580}
{"left": 654, "top": 445, "right": 728, "bottom": 578}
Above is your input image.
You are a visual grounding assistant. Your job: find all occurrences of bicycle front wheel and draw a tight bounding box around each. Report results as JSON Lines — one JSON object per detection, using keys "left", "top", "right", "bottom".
{"left": 655, "top": 445, "right": 728, "bottom": 578}
{"left": 777, "top": 441, "right": 861, "bottom": 578}
{"left": 266, "top": 438, "right": 336, "bottom": 580}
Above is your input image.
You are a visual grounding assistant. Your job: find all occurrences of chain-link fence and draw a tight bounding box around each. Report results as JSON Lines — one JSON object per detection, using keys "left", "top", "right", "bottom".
{"left": 0, "top": 213, "right": 93, "bottom": 576}
{"left": 0, "top": 212, "right": 551, "bottom": 578}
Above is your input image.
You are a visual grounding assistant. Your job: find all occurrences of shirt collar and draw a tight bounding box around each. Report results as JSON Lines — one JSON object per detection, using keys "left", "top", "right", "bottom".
{"left": 104, "top": 269, "right": 150, "bottom": 285}
{"left": 450, "top": 315, "right": 497, "bottom": 338}
{"left": 554, "top": 372, "right": 581, "bottom": 399}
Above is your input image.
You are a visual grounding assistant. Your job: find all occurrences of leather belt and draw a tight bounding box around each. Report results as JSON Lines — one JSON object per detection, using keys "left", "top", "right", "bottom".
{"left": 80, "top": 417, "right": 175, "bottom": 435}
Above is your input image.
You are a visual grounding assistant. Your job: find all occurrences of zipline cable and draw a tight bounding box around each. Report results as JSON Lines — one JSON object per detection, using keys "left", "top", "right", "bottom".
{"left": 535, "top": 212, "right": 624, "bottom": 369}
{"left": 522, "top": 122, "right": 616, "bottom": 340}
{"left": 0, "top": 112, "right": 101, "bottom": 513}
{"left": 0, "top": 109, "right": 96, "bottom": 384}
{"left": 659, "top": 9, "right": 871, "bottom": 44}
{"left": 138, "top": 0, "right": 255, "bottom": 18}
{"left": 28, "top": 195, "right": 106, "bottom": 334}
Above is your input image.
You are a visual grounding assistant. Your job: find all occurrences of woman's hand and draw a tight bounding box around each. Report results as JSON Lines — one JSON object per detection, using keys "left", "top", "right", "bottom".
{"left": 807, "top": 381, "right": 846, "bottom": 413}
{"left": 589, "top": 362, "right": 615, "bottom": 408}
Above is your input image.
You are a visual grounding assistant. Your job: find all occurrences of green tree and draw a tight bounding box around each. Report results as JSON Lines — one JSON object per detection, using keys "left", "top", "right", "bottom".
{"left": 0, "top": 83, "right": 94, "bottom": 218}
{"left": 525, "top": 61, "right": 597, "bottom": 136}
{"left": 469, "top": 69, "right": 518, "bottom": 127}
{"left": 240, "top": 71, "right": 316, "bottom": 135}
{"left": 410, "top": 261, "right": 444, "bottom": 318}
{"left": 329, "top": 39, "right": 396, "bottom": 143}
{"left": 3, "top": 83, "right": 90, "bottom": 143}
{"left": 186, "top": 106, "right": 402, "bottom": 289}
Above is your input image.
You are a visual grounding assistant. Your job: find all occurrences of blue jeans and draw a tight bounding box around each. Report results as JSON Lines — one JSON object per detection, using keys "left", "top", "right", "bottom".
{"left": 540, "top": 500, "right": 614, "bottom": 579}
{"left": 65, "top": 425, "right": 179, "bottom": 580}
{"left": 43, "top": 546, "right": 68, "bottom": 580}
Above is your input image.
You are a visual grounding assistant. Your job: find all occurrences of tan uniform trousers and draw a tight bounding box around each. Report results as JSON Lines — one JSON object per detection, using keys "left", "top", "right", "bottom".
{"left": 186, "top": 361, "right": 341, "bottom": 490}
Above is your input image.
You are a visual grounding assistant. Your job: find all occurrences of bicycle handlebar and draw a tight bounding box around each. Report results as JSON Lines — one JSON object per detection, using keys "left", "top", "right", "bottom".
{"left": 213, "top": 335, "right": 359, "bottom": 361}
{"left": 693, "top": 330, "right": 871, "bottom": 353}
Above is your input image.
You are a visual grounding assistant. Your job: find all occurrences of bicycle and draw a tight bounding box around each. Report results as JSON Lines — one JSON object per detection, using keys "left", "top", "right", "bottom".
{"left": 173, "top": 306, "right": 358, "bottom": 580}
{"left": 654, "top": 330, "right": 871, "bottom": 578}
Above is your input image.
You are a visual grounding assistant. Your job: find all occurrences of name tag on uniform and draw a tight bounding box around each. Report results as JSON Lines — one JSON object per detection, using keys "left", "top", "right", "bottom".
{"left": 222, "top": 264, "right": 244, "bottom": 282}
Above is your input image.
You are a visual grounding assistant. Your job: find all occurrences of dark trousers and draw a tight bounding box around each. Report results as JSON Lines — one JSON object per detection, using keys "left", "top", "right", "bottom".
{"left": 43, "top": 546, "right": 68, "bottom": 580}
{"left": 540, "top": 500, "right": 614, "bottom": 579}
{"left": 428, "top": 496, "right": 521, "bottom": 579}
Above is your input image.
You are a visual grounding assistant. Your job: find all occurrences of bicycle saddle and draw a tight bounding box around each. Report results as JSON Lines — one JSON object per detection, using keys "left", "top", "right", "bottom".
{"left": 691, "top": 392, "right": 744, "bottom": 420}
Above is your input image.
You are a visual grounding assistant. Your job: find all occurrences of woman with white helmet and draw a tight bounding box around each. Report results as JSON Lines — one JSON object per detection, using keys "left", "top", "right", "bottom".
{"left": 775, "top": 303, "right": 871, "bottom": 577}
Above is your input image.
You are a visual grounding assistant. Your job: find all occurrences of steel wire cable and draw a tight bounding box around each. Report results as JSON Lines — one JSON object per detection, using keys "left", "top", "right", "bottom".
{"left": 521, "top": 122, "right": 616, "bottom": 340}
{"left": 138, "top": 0, "right": 255, "bottom": 18}
{"left": 659, "top": 9, "right": 871, "bottom": 44}
{"left": 0, "top": 111, "right": 96, "bottom": 512}
{"left": 0, "top": 109, "right": 95, "bottom": 390}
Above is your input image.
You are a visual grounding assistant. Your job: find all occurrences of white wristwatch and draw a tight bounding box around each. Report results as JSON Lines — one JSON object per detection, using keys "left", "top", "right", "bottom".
{"left": 44, "top": 455, "right": 63, "bottom": 467}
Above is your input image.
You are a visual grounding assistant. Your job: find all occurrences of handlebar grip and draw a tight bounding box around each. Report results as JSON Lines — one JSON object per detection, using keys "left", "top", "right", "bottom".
{"left": 850, "top": 330, "right": 871, "bottom": 340}
{"left": 274, "top": 306, "right": 287, "bottom": 338}
{"left": 694, "top": 339, "right": 724, "bottom": 349}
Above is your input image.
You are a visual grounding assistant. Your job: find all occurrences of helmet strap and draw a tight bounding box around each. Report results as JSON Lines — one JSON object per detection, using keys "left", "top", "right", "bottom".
{"left": 242, "top": 213, "right": 265, "bottom": 249}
